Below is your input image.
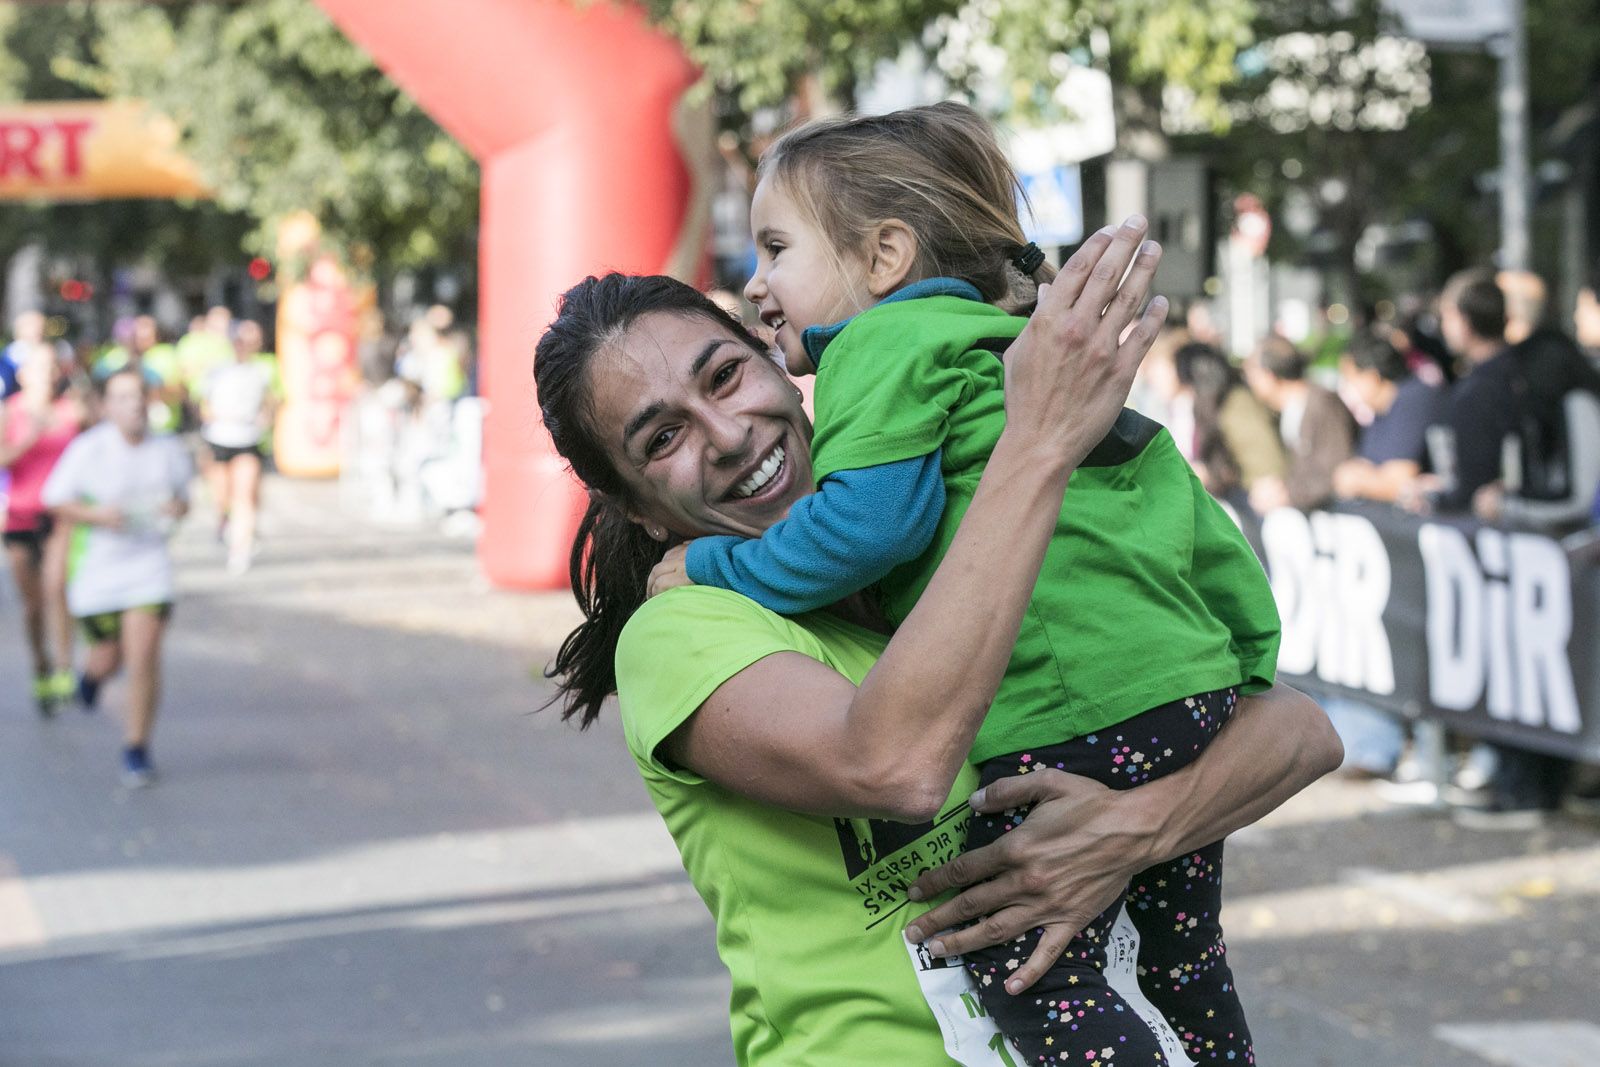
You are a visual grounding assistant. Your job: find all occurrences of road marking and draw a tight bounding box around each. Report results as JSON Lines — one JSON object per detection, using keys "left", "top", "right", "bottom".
{"left": 1435, "top": 1021, "right": 1600, "bottom": 1067}
{"left": 0, "top": 854, "right": 46, "bottom": 950}
{"left": 0, "top": 812, "right": 685, "bottom": 961}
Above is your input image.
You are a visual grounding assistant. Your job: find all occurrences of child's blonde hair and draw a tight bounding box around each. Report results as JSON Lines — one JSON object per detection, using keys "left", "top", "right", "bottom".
{"left": 758, "top": 102, "right": 1057, "bottom": 312}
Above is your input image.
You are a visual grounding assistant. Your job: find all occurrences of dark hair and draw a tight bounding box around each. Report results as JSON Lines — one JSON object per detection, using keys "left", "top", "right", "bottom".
{"left": 760, "top": 102, "right": 1056, "bottom": 312}
{"left": 1345, "top": 332, "right": 1408, "bottom": 382}
{"left": 1252, "top": 335, "right": 1310, "bottom": 381}
{"left": 97, "top": 365, "right": 148, "bottom": 398}
{"left": 534, "top": 273, "right": 771, "bottom": 727}
{"left": 1444, "top": 269, "right": 1507, "bottom": 342}
{"left": 1174, "top": 341, "right": 1245, "bottom": 493}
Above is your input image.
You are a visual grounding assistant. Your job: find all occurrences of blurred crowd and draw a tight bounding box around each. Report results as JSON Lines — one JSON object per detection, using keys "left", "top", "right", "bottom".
{"left": 1127, "top": 267, "right": 1600, "bottom": 827}
{"left": 0, "top": 306, "right": 275, "bottom": 785}
{"left": 346, "top": 303, "right": 482, "bottom": 531}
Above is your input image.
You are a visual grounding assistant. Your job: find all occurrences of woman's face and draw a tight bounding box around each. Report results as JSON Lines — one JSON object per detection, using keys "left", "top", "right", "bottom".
{"left": 587, "top": 311, "right": 814, "bottom": 541}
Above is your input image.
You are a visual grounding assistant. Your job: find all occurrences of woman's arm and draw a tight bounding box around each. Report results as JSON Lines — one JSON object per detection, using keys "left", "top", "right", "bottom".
{"left": 903, "top": 682, "right": 1342, "bottom": 990}
{"left": 49, "top": 500, "right": 124, "bottom": 529}
{"left": 664, "top": 220, "right": 1169, "bottom": 821}
{"left": 0, "top": 403, "right": 41, "bottom": 466}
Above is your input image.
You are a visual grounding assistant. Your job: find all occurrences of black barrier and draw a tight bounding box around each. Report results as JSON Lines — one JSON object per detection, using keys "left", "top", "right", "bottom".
{"left": 1231, "top": 501, "right": 1600, "bottom": 761}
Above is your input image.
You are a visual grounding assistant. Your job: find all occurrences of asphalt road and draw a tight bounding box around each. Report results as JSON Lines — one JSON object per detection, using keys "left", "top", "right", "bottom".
{"left": 0, "top": 478, "right": 1595, "bottom": 1067}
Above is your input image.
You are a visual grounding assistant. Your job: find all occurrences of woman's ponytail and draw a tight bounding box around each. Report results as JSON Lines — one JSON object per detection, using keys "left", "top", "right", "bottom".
{"left": 545, "top": 496, "right": 666, "bottom": 727}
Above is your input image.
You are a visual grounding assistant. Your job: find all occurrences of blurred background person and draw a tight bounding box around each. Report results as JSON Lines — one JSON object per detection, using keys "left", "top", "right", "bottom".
{"left": 200, "top": 321, "right": 276, "bottom": 575}
{"left": 96, "top": 315, "right": 182, "bottom": 432}
{"left": 1243, "top": 335, "right": 1356, "bottom": 514}
{"left": 1170, "top": 340, "right": 1285, "bottom": 500}
{"left": 1401, "top": 270, "right": 1518, "bottom": 515}
{"left": 1333, "top": 331, "right": 1447, "bottom": 505}
{"left": 41, "top": 368, "right": 193, "bottom": 787}
{"left": 2, "top": 310, "right": 70, "bottom": 400}
{"left": 1471, "top": 270, "right": 1600, "bottom": 532}
{"left": 1, "top": 342, "right": 89, "bottom": 713}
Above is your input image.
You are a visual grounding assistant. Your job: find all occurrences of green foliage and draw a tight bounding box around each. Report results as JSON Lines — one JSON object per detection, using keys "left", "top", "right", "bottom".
{"left": 638, "top": 0, "right": 1254, "bottom": 132}
{"left": 1186, "top": 0, "right": 1599, "bottom": 294}
{"left": 0, "top": 1, "right": 253, "bottom": 277}
{"left": 64, "top": 0, "right": 478, "bottom": 273}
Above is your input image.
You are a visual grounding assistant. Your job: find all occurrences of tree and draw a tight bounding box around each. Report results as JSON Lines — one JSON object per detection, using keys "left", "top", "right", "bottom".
{"left": 64, "top": 0, "right": 479, "bottom": 277}
{"left": 1185, "top": 0, "right": 1600, "bottom": 305}
{"left": 639, "top": 0, "right": 1255, "bottom": 149}
{"left": 0, "top": 1, "right": 255, "bottom": 317}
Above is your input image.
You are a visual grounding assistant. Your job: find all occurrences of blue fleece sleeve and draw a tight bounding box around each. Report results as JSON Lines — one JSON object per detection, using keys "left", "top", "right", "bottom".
{"left": 684, "top": 450, "right": 946, "bottom": 615}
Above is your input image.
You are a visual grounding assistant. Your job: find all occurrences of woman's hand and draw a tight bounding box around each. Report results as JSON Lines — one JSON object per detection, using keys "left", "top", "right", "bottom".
{"left": 902, "top": 769, "right": 1151, "bottom": 995}
{"left": 646, "top": 543, "right": 693, "bottom": 598}
{"left": 1001, "top": 217, "right": 1168, "bottom": 471}
{"left": 903, "top": 684, "right": 1340, "bottom": 995}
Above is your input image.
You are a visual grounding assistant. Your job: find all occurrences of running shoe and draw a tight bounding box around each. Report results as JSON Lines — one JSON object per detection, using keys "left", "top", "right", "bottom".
{"left": 77, "top": 672, "right": 101, "bottom": 712}
{"left": 47, "top": 669, "right": 75, "bottom": 703}
{"left": 120, "top": 746, "right": 156, "bottom": 789}
{"left": 32, "top": 675, "right": 58, "bottom": 717}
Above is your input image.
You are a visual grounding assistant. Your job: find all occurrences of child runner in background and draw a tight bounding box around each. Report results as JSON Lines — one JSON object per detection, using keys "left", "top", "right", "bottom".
{"left": 42, "top": 367, "right": 193, "bottom": 787}
{"left": 650, "top": 103, "right": 1281, "bottom": 1067}
{"left": 0, "top": 343, "right": 87, "bottom": 712}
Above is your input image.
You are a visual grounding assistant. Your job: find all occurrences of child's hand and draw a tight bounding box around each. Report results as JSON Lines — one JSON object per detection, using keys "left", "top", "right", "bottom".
{"left": 646, "top": 544, "right": 694, "bottom": 598}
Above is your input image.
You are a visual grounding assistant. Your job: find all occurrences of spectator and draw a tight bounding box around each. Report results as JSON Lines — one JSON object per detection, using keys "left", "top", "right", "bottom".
{"left": 2, "top": 310, "right": 70, "bottom": 399}
{"left": 1243, "top": 335, "right": 1357, "bottom": 513}
{"left": 1421, "top": 271, "right": 1578, "bottom": 827}
{"left": 1404, "top": 270, "right": 1520, "bottom": 514}
{"left": 1333, "top": 332, "right": 1447, "bottom": 504}
{"left": 1172, "top": 341, "right": 1286, "bottom": 499}
{"left": 1574, "top": 268, "right": 1600, "bottom": 368}
{"left": 1472, "top": 270, "right": 1600, "bottom": 531}
{"left": 1316, "top": 332, "right": 1448, "bottom": 778}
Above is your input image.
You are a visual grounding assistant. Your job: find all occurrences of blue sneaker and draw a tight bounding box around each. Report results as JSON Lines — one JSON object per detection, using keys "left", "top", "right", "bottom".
{"left": 121, "top": 746, "right": 156, "bottom": 789}
{"left": 77, "top": 672, "right": 101, "bottom": 712}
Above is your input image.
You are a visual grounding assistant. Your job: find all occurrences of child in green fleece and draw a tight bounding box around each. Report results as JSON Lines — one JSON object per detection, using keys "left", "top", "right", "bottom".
{"left": 656, "top": 103, "right": 1280, "bottom": 1067}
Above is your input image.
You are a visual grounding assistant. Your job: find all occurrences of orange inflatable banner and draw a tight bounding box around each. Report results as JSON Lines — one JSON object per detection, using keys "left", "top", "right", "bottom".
{"left": 0, "top": 101, "right": 207, "bottom": 201}
{"left": 274, "top": 218, "right": 360, "bottom": 479}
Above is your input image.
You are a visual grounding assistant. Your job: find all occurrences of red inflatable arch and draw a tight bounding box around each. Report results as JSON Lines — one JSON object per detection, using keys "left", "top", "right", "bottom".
{"left": 315, "top": 0, "right": 701, "bottom": 589}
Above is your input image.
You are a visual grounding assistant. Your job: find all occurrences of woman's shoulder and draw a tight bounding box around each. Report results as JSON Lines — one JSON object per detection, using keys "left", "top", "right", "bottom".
{"left": 615, "top": 587, "right": 808, "bottom": 782}
{"left": 618, "top": 585, "right": 796, "bottom": 682}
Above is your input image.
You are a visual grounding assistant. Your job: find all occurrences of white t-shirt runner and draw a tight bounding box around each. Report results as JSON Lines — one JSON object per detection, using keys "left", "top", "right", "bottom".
{"left": 201, "top": 361, "right": 273, "bottom": 449}
{"left": 41, "top": 423, "right": 194, "bottom": 618}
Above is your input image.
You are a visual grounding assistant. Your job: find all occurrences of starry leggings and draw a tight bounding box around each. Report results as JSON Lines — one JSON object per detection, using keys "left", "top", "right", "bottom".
{"left": 963, "top": 688, "right": 1253, "bottom": 1066}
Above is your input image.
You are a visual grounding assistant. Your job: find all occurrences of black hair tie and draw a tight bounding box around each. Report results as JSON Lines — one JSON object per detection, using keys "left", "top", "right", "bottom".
{"left": 1010, "top": 241, "right": 1046, "bottom": 275}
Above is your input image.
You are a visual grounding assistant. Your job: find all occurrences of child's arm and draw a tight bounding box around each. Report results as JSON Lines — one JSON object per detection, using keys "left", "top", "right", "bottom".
{"left": 682, "top": 450, "right": 946, "bottom": 615}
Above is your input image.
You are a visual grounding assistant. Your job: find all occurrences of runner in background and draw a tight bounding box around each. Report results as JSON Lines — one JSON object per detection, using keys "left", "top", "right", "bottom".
{"left": 95, "top": 316, "right": 182, "bottom": 432}
{"left": 42, "top": 367, "right": 193, "bottom": 787}
{"left": 1, "top": 343, "right": 89, "bottom": 712}
{"left": 200, "top": 321, "right": 276, "bottom": 574}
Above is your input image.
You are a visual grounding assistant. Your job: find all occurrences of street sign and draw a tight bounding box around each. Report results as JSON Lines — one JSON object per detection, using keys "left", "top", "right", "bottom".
{"left": 1382, "top": 0, "right": 1512, "bottom": 45}
{"left": 1019, "top": 164, "right": 1084, "bottom": 247}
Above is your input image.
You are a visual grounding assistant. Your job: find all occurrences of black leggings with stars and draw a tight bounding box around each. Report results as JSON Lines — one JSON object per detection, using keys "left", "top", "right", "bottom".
{"left": 962, "top": 688, "right": 1253, "bottom": 1066}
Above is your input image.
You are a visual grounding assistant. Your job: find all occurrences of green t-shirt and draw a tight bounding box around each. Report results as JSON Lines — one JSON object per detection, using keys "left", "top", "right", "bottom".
{"left": 176, "top": 332, "right": 233, "bottom": 391}
{"left": 616, "top": 586, "right": 1016, "bottom": 1067}
{"left": 811, "top": 295, "right": 1281, "bottom": 764}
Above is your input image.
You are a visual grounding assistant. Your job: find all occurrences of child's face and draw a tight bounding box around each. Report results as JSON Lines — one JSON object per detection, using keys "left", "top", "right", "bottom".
{"left": 744, "top": 175, "right": 875, "bottom": 376}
